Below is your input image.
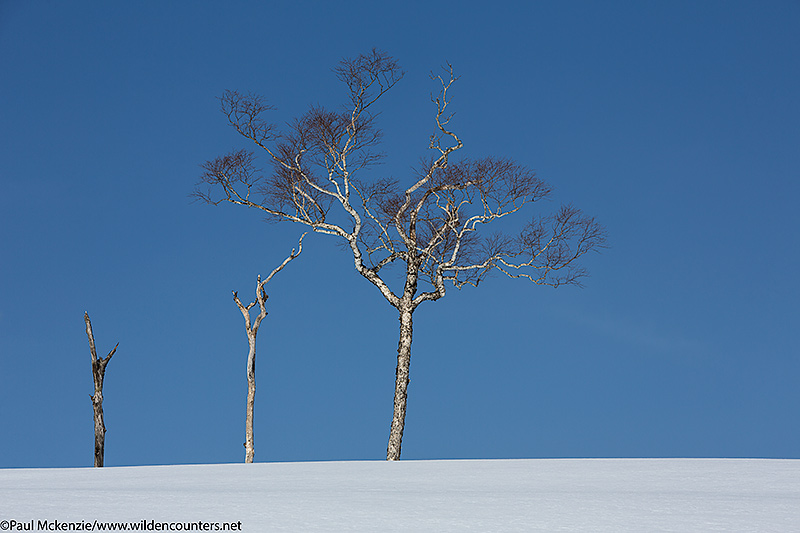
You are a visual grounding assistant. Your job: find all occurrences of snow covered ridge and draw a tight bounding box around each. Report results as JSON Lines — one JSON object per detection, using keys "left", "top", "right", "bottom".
{"left": 1, "top": 459, "right": 798, "bottom": 532}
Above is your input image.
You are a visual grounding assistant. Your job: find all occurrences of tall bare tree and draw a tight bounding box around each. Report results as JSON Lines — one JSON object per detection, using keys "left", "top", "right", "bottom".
{"left": 233, "top": 234, "right": 305, "bottom": 463}
{"left": 195, "top": 49, "right": 607, "bottom": 460}
{"left": 84, "top": 312, "right": 118, "bottom": 467}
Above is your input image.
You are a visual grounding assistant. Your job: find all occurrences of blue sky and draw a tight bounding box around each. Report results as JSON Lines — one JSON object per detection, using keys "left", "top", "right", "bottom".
{"left": 1, "top": 1, "right": 798, "bottom": 467}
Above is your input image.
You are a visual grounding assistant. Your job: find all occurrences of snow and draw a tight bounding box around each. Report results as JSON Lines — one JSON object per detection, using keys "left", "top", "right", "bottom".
{"left": 2, "top": 459, "right": 798, "bottom": 532}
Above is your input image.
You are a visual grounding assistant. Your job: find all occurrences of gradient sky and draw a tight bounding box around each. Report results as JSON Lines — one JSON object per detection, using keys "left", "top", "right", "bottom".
{"left": 1, "top": 1, "right": 798, "bottom": 467}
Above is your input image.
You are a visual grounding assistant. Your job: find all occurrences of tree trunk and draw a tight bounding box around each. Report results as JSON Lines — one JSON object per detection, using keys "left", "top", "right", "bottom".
{"left": 245, "top": 336, "right": 257, "bottom": 463}
{"left": 92, "top": 385, "right": 105, "bottom": 468}
{"left": 84, "top": 312, "right": 117, "bottom": 468}
{"left": 387, "top": 306, "right": 413, "bottom": 460}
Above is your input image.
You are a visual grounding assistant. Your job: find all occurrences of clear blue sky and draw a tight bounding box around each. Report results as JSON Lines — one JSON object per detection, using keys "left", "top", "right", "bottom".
{"left": 1, "top": 1, "right": 798, "bottom": 467}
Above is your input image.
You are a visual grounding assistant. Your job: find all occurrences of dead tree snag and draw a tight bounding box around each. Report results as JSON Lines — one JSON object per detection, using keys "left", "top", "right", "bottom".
{"left": 84, "top": 311, "right": 118, "bottom": 467}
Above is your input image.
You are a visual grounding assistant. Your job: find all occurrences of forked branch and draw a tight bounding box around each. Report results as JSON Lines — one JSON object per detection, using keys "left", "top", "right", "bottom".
{"left": 84, "top": 312, "right": 118, "bottom": 468}
{"left": 233, "top": 233, "right": 307, "bottom": 463}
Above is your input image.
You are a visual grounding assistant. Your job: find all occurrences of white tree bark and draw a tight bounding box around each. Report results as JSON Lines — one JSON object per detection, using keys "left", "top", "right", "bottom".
{"left": 233, "top": 234, "right": 305, "bottom": 463}
{"left": 233, "top": 282, "right": 265, "bottom": 464}
{"left": 84, "top": 312, "right": 117, "bottom": 468}
{"left": 387, "top": 305, "right": 414, "bottom": 460}
{"left": 198, "top": 51, "right": 606, "bottom": 460}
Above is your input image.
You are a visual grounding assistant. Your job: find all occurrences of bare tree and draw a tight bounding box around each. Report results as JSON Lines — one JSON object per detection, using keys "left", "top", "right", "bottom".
{"left": 195, "top": 49, "right": 607, "bottom": 460}
{"left": 84, "top": 312, "right": 118, "bottom": 467}
{"left": 233, "top": 234, "right": 305, "bottom": 463}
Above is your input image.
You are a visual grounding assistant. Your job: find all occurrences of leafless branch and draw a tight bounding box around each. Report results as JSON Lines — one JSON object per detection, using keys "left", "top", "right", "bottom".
{"left": 232, "top": 233, "right": 306, "bottom": 463}
{"left": 200, "top": 50, "right": 607, "bottom": 461}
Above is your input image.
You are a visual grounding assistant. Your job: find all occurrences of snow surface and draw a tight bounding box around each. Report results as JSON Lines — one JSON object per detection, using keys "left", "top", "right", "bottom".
{"left": 2, "top": 459, "right": 799, "bottom": 532}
